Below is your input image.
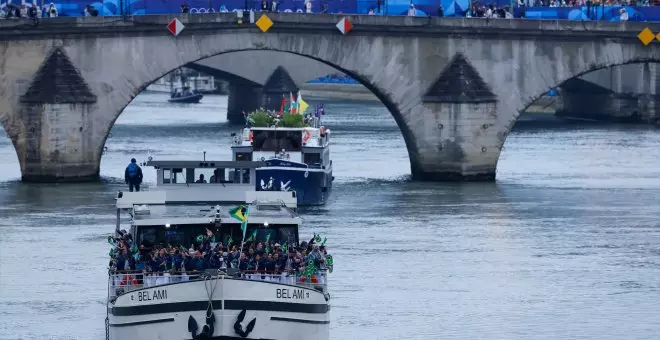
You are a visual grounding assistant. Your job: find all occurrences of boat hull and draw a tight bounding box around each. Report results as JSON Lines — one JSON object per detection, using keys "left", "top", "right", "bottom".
{"left": 168, "top": 93, "right": 203, "bottom": 103}
{"left": 255, "top": 165, "right": 332, "bottom": 206}
{"left": 109, "top": 277, "right": 329, "bottom": 340}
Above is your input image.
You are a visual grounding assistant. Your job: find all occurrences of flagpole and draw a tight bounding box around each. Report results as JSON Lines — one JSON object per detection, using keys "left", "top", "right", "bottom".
{"left": 236, "top": 205, "right": 249, "bottom": 270}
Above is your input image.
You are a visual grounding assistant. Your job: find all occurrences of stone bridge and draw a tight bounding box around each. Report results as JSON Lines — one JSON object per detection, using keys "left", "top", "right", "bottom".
{"left": 0, "top": 14, "right": 658, "bottom": 182}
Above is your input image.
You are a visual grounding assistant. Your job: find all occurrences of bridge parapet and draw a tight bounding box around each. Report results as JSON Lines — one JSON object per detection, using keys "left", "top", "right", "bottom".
{"left": 0, "top": 13, "right": 651, "bottom": 39}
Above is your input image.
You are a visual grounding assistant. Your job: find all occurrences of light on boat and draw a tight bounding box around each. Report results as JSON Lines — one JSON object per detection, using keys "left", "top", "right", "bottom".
{"left": 165, "top": 223, "right": 171, "bottom": 228}
{"left": 264, "top": 222, "right": 269, "bottom": 227}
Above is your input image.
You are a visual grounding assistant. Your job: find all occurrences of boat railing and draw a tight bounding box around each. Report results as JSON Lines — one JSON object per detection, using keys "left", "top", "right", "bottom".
{"left": 108, "top": 269, "right": 328, "bottom": 300}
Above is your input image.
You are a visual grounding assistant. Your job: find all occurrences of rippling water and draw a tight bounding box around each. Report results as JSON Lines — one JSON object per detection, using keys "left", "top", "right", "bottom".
{"left": 1, "top": 92, "right": 659, "bottom": 340}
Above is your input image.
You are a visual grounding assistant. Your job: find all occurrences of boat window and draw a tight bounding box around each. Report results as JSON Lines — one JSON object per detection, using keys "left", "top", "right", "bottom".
{"left": 252, "top": 130, "right": 302, "bottom": 152}
{"left": 235, "top": 152, "right": 252, "bottom": 161}
{"left": 242, "top": 169, "right": 250, "bottom": 183}
{"left": 162, "top": 168, "right": 171, "bottom": 184}
{"left": 137, "top": 223, "right": 298, "bottom": 250}
{"left": 137, "top": 224, "right": 222, "bottom": 249}
{"left": 171, "top": 168, "right": 185, "bottom": 184}
{"left": 303, "top": 152, "right": 322, "bottom": 166}
{"left": 193, "top": 169, "right": 214, "bottom": 183}
{"left": 222, "top": 223, "right": 299, "bottom": 246}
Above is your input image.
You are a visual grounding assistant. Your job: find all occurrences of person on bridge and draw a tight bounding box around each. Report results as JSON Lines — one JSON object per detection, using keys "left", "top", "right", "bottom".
{"left": 125, "top": 158, "right": 143, "bottom": 192}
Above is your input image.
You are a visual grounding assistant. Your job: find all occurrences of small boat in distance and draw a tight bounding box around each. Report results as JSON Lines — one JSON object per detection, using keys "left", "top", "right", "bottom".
{"left": 168, "top": 86, "right": 203, "bottom": 104}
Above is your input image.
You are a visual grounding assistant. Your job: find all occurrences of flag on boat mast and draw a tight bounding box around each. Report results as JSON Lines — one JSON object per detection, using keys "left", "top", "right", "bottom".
{"left": 228, "top": 205, "right": 249, "bottom": 233}
{"left": 289, "top": 92, "right": 298, "bottom": 114}
{"left": 230, "top": 205, "right": 250, "bottom": 268}
{"left": 314, "top": 103, "right": 324, "bottom": 117}
{"left": 296, "top": 91, "right": 309, "bottom": 114}
{"left": 279, "top": 96, "right": 286, "bottom": 115}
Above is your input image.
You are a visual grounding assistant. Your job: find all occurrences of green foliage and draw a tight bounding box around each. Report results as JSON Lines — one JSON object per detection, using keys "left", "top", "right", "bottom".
{"left": 249, "top": 110, "right": 273, "bottom": 127}
{"left": 281, "top": 112, "right": 308, "bottom": 128}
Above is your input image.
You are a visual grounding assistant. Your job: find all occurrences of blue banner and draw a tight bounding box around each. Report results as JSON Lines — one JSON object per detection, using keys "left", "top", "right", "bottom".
{"left": 1, "top": 0, "right": 659, "bottom": 21}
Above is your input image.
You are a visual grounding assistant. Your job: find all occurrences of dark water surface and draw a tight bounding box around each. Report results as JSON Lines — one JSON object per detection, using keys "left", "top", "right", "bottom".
{"left": 1, "top": 93, "right": 659, "bottom": 340}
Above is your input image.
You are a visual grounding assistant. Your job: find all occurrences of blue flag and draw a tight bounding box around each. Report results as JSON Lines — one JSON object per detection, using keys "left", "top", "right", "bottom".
{"left": 315, "top": 104, "right": 325, "bottom": 117}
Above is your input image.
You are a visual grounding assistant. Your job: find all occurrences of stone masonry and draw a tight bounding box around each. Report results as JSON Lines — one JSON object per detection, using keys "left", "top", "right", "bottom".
{"left": 0, "top": 14, "right": 658, "bottom": 182}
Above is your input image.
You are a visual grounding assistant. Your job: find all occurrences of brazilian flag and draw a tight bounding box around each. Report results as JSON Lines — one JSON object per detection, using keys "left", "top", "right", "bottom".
{"left": 229, "top": 205, "right": 250, "bottom": 233}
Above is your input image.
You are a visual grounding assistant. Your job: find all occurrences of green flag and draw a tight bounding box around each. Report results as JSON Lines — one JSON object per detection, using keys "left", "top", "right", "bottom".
{"left": 300, "top": 259, "right": 316, "bottom": 279}
{"left": 326, "top": 254, "right": 334, "bottom": 273}
{"left": 246, "top": 229, "right": 257, "bottom": 242}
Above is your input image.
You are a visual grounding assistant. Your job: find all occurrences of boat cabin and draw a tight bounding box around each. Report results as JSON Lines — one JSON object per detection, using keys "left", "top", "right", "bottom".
{"left": 146, "top": 159, "right": 266, "bottom": 185}
{"left": 231, "top": 127, "right": 331, "bottom": 169}
{"left": 115, "top": 190, "right": 300, "bottom": 247}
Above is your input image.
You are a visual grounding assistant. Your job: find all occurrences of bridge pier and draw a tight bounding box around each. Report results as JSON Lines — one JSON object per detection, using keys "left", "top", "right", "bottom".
{"left": 7, "top": 47, "right": 102, "bottom": 182}
{"left": 227, "top": 82, "right": 262, "bottom": 124}
{"left": 412, "top": 54, "right": 502, "bottom": 181}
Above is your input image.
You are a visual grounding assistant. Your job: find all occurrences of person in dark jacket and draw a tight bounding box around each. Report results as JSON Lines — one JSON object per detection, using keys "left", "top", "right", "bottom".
{"left": 124, "top": 158, "right": 143, "bottom": 192}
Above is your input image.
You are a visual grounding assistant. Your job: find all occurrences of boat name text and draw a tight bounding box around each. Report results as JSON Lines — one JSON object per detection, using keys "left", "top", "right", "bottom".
{"left": 276, "top": 288, "right": 309, "bottom": 299}
{"left": 131, "top": 289, "right": 168, "bottom": 302}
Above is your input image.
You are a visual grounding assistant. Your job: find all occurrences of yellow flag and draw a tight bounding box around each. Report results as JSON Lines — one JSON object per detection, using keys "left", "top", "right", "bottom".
{"left": 297, "top": 91, "right": 309, "bottom": 114}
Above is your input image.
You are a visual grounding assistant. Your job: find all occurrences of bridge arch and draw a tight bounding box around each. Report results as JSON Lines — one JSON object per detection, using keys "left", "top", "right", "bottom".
{"left": 493, "top": 59, "right": 660, "bottom": 177}
{"left": 99, "top": 48, "right": 415, "bottom": 181}
{"left": 519, "top": 59, "right": 660, "bottom": 119}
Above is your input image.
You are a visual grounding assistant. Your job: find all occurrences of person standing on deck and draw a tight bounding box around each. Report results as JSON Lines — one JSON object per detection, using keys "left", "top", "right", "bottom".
{"left": 125, "top": 158, "right": 143, "bottom": 192}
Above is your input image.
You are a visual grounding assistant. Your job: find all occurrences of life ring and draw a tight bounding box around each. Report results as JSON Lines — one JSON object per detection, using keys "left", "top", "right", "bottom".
{"left": 248, "top": 131, "right": 253, "bottom": 141}
{"left": 120, "top": 275, "right": 137, "bottom": 286}
{"left": 303, "top": 130, "right": 311, "bottom": 143}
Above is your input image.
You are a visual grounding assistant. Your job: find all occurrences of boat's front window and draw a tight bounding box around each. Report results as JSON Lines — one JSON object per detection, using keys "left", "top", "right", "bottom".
{"left": 252, "top": 130, "right": 302, "bottom": 152}
{"left": 235, "top": 152, "right": 252, "bottom": 161}
{"left": 136, "top": 223, "right": 298, "bottom": 250}
{"left": 303, "top": 152, "right": 322, "bottom": 166}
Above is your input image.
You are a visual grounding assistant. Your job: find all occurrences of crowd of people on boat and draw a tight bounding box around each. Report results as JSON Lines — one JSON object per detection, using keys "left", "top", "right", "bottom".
{"left": 108, "top": 228, "right": 333, "bottom": 287}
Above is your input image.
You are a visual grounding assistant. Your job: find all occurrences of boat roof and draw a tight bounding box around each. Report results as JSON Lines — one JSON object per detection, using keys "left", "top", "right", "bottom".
{"left": 145, "top": 160, "right": 266, "bottom": 168}
{"left": 130, "top": 203, "right": 300, "bottom": 226}
{"left": 248, "top": 127, "right": 321, "bottom": 131}
{"left": 116, "top": 190, "right": 297, "bottom": 210}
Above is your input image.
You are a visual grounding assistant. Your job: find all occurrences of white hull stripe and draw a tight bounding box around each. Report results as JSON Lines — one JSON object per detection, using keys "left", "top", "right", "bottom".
{"left": 113, "top": 300, "right": 329, "bottom": 316}
{"left": 109, "top": 318, "right": 175, "bottom": 327}
{"left": 270, "top": 316, "right": 330, "bottom": 324}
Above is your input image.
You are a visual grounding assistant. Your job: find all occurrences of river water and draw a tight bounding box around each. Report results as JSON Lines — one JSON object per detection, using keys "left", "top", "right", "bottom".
{"left": 1, "top": 92, "right": 659, "bottom": 340}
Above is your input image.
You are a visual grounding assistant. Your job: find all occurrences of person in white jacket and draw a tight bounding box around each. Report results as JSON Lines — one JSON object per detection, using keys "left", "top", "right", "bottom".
{"left": 47, "top": 2, "right": 57, "bottom": 17}
{"left": 407, "top": 3, "right": 416, "bottom": 16}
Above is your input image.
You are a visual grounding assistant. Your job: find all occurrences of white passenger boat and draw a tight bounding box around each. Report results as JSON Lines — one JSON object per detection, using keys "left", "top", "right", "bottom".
{"left": 105, "top": 189, "right": 330, "bottom": 340}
